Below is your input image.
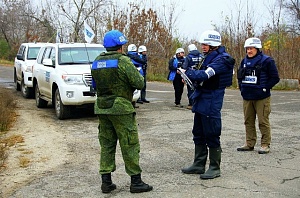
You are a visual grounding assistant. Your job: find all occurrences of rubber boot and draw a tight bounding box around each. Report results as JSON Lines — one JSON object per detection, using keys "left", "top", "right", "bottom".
{"left": 130, "top": 174, "right": 153, "bottom": 193}
{"left": 182, "top": 144, "right": 208, "bottom": 174}
{"left": 200, "top": 147, "right": 221, "bottom": 179}
{"left": 101, "top": 173, "right": 116, "bottom": 193}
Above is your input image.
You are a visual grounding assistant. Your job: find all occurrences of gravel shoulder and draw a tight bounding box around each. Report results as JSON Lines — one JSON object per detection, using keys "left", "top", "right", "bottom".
{"left": 0, "top": 96, "right": 70, "bottom": 196}
{"left": 0, "top": 65, "right": 300, "bottom": 198}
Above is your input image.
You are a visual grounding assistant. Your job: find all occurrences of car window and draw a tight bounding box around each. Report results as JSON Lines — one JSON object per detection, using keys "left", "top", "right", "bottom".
{"left": 37, "top": 47, "right": 47, "bottom": 64}
{"left": 17, "top": 45, "right": 25, "bottom": 56}
{"left": 49, "top": 48, "right": 56, "bottom": 65}
{"left": 58, "top": 47, "right": 105, "bottom": 65}
{"left": 27, "top": 47, "right": 41, "bottom": 60}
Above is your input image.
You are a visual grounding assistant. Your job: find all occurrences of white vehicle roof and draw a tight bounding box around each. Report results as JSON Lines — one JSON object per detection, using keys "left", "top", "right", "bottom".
{"left": 45, "top": 43, "right": 104, "bottom": 48}
{"left": 21, "top": 42, "right": 47, "bottom": 47}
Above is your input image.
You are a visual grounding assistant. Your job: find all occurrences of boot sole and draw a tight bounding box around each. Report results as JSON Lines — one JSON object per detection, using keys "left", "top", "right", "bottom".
{"left": 101, "top": 184, "right": 116, "bottom": 193}
{"left": 130, "top": 186, "right": 153, "bottom": 193}
{"left": 182, "top": 170, "right": 205, "bottom": 174}
{"left": 200, "top": 174, "right": 220, "bottom": 180}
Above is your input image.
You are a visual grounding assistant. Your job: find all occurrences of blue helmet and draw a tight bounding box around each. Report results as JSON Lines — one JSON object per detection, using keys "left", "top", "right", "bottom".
{"left": 103, "top": 30, "right": 128, "bottom": 48}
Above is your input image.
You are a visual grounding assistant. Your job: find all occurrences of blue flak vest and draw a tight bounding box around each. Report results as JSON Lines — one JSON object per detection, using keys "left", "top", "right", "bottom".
{"left": 91, "top": 59, "right": 118, "bottom": 89}
{"left": 168, "top": 58, "right": 179, "bottom": 81}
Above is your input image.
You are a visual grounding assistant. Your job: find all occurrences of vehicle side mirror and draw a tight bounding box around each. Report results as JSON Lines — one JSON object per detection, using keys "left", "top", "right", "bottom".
{"left": 16, "top": 54, "right": 24, "bottom": 60}
{"left": 42, "top": 58, "right": 54, "bottom": 67}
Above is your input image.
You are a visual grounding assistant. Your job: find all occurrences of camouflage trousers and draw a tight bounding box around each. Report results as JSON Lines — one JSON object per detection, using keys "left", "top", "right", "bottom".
{"left": 98, "top": 113, "right": 142, "bottom": 176}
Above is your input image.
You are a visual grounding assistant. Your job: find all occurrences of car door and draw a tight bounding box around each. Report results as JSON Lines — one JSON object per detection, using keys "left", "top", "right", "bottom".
{"left": 42, "top": 47, "right": 56, "bottom": 98}
{"left": 38, "top": 46, "right": 55, "bottom": 98}
{"left": 15, "top": 45, "right": 26, "bottom": 81}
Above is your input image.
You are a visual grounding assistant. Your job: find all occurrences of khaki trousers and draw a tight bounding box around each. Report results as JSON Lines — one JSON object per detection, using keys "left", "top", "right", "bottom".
{"left": 243, "top": 97, "right": 271, "bottom": 147}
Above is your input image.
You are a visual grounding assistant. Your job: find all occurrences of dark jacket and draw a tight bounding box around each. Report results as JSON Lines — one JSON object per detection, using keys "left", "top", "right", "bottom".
{"left": 183, "top": 50, "right": 203, "bottom": 69}
{"left": 237, "top": 51, "right": 280, "bottom": 100}
{"left": 185, "top": 46, "right": 235, "bottom": 118}
{"left": 167, "top": 56, "right": 185, "bottom": 81}
{"left": 127, "top": 51, "right": 146, "bottom": 67}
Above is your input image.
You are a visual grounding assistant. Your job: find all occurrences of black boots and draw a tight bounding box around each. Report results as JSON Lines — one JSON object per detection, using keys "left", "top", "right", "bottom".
{"left": 130, "top": 174, "right": 153, "bottom": 193}
{"left": 182, "top": 144, "right": 208, "bottom": 174}
{"left": 200, "top": 147, "right": 221, "bottom": 179}
{"left": 101, "top": 173, "right": 116, "bottom": 193}
{"left": 102, "top": 173, "right": 153, "bottom": 193}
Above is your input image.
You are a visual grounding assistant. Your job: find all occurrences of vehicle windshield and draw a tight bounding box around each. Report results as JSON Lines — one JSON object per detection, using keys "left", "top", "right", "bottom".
{"left": 58, "top": 46, "right": 105, "bottom": 65}
{"left": 27, "top": 47, "right": 41, "bottom": 60}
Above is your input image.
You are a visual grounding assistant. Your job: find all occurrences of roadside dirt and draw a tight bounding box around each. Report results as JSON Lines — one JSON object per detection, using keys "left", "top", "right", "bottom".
{"left": 0, "top": 93, "right": 70, "bottom": 196}
{"left": 0, "top": 65, "right": 299, "bottom": 197}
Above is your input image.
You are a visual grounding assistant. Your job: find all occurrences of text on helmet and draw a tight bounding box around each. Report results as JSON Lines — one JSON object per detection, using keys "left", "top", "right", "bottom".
{"left": 119, "top": 35, "right": 126, "bottom": 42}
{"left": 208, "top": 34, "right": 220, "bottom": 40}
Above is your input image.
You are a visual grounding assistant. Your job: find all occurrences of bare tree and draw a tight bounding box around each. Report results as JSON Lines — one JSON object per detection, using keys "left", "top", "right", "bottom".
{"left": 52, "top": 0, "right": 111, "bottom": 42}
{"left": 283, "top": 0, "right": 300, "bottom": 34}
{"left": 0, "top": 0, "right": 37, "bottom": 58}
{"left": 107, "top": 1, "right": 177, "bottom": 78}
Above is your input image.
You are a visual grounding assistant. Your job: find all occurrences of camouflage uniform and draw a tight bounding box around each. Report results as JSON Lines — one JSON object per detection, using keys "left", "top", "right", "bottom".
{"left": 92, "top": 51, "right": 144, "bottom": 176}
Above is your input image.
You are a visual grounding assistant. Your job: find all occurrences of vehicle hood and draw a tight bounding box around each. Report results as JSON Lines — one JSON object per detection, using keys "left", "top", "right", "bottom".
{"left": 59, "top": 64, "right": 92, "bottom": 75}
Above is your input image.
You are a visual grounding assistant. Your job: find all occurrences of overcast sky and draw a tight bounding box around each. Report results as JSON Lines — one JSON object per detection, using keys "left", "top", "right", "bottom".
{"left": 176, "top": 0, "right": 277, "bottom": 39}
{"left": 118, "top": 0, "right": 278, "bottom": 40}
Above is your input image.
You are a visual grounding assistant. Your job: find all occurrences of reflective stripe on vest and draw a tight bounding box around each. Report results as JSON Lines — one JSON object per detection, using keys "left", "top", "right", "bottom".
{"left": 92, "top": 59, "right": 118, "bottom": 70}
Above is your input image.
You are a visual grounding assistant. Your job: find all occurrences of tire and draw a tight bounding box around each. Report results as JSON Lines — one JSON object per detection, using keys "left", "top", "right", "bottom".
{"left": 35, "top": 83, "right": 48, "bottom": 108}
{"left": 21, "top": 78, "right": 33, "bottom": 98}
{"left": 14, "top": 69, "right": 21, "bottom": 91}
{"left": 55, "top": 89, "right": 71, "bottom": 120}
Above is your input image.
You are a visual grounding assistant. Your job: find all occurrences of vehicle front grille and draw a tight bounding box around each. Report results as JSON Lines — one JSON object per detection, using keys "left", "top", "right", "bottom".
{"left": 83, "top": 74, "right": 92, "bottom": 87}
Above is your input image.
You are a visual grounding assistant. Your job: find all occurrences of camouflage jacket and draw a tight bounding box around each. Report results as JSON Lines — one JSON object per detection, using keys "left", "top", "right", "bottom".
{"left": 91, "top": 51, "right": 144, "bottom": 114}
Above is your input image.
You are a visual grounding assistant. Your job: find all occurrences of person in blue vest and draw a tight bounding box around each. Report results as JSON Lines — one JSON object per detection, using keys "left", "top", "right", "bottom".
{"left": 127, "top": 44, "right": 147, "bottom": 105}
{"left": 180, "top": 30, "right": 235, "bottom": 179}
{"left": 167, "top": 48, "right": 185, "bottom": 107}
{"left": 237, "top": 37, "right": 280, "bottom": 154}
{"left": 91, "top": 30, "right": 153, "bottom": 193}
{"left": 138, "top": 45, "right": 150, "bottom": 103}
{"left": 183, "top": 44, "right": 204, "bottom": 110}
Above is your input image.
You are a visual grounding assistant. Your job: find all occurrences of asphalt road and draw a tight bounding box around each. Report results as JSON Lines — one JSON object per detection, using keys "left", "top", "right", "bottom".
{"left": 0, "top": 65, "right": 300, "bottom": 198}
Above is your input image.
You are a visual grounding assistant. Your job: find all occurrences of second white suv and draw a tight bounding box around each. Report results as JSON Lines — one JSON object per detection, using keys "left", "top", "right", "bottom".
{"left": 32, "top": 43, "right": 105, "bottom": 119}
{"left": 14, "top": 43, "right": 45, "bottom": 98}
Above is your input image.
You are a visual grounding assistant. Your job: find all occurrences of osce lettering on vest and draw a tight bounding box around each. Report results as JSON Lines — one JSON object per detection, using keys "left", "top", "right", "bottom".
{"left": 242, "top": 76, "right": 257, "bottom": 84}
{"left": 92, "top": 59, "right": 119, "bottom": 70}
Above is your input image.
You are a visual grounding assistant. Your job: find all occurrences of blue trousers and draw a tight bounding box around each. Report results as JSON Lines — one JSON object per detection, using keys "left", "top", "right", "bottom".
{"left": 192, "top": 112, "right": 221, "bottom": 148}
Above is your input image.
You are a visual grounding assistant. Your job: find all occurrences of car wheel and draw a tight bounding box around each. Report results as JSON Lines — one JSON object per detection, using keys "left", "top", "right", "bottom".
{"left": 35, "top": 83, "right": 48, "bottom": 108}
{"left": 55, "top": 89, "right": 71, "bottom": 120}
{"left": 21, "top": 78, "right": 33, "bottom": 98}
{"left": 14, "top": 69, "right": 21, "bottom": 91}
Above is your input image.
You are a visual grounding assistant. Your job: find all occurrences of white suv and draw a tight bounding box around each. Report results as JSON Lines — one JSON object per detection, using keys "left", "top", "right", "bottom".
{"left": 32, "top": 43, "right": 105, "bottom": 119}
{"left": 14, "top": 43, "right": 45, "bottom": 98}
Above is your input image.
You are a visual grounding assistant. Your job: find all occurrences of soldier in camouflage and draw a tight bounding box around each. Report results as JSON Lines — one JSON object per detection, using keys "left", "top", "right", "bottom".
{"left": 91, "top": 30, "right": 153, "bottom": 194}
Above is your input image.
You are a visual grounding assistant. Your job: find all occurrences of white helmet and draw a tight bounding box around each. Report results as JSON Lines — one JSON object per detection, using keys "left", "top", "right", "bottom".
{"left": 199, "top": 30, "right": 221, "bottom": 47}
{"left": 188, "top": 44, "right": 197, "bottom": 52}
{"left": 176, "top": 48, "right": 184, "bottom": 54}
{"left": 244, "top": 37, "right": 262, "bottom": 49}
{"left": 138, "top": 45, "right": 147, "bottom": 53}
{"left": 128, "top": 44, "right": 137, "bottom": 52}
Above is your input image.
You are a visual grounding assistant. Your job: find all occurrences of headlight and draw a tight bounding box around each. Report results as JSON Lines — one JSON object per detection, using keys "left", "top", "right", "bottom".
{"left": 62, "top": 75, "right": 84, "bottom": 85}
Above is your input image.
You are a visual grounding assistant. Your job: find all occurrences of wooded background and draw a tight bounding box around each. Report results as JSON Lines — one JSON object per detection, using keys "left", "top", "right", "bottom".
{"left": 1, "top": 0, "right": 299, "bottom": 85}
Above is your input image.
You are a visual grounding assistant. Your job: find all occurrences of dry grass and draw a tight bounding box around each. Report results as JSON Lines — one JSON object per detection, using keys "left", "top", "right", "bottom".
{"left": 0, "top": 59, "right": 14, "bottom": 66}
{"left": 0, "top": 86, "right": 18, "bottom": 169}
{"left": 18, "top": 156, "right": 31, "bottom": 168}
{"left": 0, "top": 87, "right": 17, "bottom": 132}
{"left": 0, "top": 134, "right": 24, "bottom": 147}
{"left": 0, "top": 144, "right": 8, "bottom": 170}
